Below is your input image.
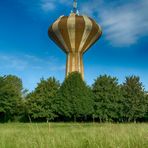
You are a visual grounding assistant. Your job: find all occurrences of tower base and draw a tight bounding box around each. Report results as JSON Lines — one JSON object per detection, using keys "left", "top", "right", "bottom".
{"left": 66, "top": 52, "right": 84, "bottom": 79}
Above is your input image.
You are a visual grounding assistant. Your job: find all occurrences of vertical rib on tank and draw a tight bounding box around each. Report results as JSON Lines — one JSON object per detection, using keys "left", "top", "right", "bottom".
{"left": 48, "top": 12, "right": 102, "bottom": 79}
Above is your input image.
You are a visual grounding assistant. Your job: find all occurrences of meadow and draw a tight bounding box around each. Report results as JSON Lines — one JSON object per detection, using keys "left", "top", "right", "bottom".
{"left": 0, "top": 123, "right": 147, "bottom": 148}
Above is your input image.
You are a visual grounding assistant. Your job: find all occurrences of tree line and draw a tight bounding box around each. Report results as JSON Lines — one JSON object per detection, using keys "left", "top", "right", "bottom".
{"left": 0, "top": 72, "right": 147, "bottom": 123}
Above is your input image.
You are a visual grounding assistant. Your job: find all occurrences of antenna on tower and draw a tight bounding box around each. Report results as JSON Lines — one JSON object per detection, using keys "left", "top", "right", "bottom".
{"left": 73, "top": 0, "right": 79, "bottom": 14}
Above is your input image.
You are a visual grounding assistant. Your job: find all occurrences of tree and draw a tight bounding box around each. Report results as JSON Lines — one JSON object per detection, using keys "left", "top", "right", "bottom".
{"left": 143, "top": 92, "right": 148, "bottom": 121}
{"left": 0, "top": 75, "right": 23, "bottom": 122}
{"left": 92, "top": 75, "right": 123, "bottom": 122}
{"left": 121, "top": 76, "right": 146, "bottom": 122}
{"left": 26, "top": 77, "right": 60, "bottom": 122}
{"left": 56, "top": 72, "right": 94, "bottom": 121}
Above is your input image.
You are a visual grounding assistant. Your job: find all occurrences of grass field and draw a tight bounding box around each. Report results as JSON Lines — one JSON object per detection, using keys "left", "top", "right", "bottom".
{"left": 0, "top": 123, "right": 147, "bottom": 148}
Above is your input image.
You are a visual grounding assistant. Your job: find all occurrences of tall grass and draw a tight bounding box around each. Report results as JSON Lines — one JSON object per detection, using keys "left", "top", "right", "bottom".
{"left": 0, "top": 123, "right": 147, "bottom": 148}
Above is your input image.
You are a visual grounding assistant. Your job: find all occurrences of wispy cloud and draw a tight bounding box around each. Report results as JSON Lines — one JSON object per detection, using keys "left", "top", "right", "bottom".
{"left": 18, "top": 0, "right": 148, "bottom": 46}
{"left": 24, "top": 54, "right": 43, "bottom": 62}
{"left": 0, "top": 54, "right": 65, "bottom": 72}
{"left": 50, "top": 65, "right": 65, "bottom": 71}
{"left": 80, "top": 0, "right": 148, "bottom": 47}
{"left": 0, "top": 55, "right": 28, "bottom": 70}
{"left": 19, "top": 0, "right": 71, "bottom": 13}
{"left": 41, "top": 1, "right": 56, "bottom": 12}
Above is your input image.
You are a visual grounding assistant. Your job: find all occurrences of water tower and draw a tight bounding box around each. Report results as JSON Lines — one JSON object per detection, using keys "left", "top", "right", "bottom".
{"left": 48, "top": 0, "right": 102, "bottom": 79}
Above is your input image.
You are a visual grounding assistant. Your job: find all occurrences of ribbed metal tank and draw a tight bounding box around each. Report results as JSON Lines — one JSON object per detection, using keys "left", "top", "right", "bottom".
{"left": 48, "top": 12, "right": 102, "bottom": 79}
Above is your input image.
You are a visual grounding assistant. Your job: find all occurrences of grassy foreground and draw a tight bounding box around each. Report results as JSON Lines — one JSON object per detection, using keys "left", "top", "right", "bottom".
{"left": 0, "top": 123, "right": 147, "bottom": 148}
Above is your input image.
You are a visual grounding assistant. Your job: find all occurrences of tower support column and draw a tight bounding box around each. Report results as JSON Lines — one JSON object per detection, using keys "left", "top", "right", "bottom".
{"left": 66, "top": 52, "right": 84, "bottom": 79}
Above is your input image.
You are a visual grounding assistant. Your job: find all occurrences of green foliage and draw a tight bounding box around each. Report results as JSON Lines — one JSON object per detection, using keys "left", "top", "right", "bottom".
{"left": 56, "top": 72, "right": 94, "bottom": 121}
{"left": 0, "top": 74, "right": 147, "bottom": 122}
{"left": 145, "top": 93, "right": 148, "bottom": 120}
{"left": 0, "top": 75, "right": 23, "bottom": 122}
{"left": 92, "top": 75, "right": 123, "bottom": 122}
{"left": 121, "top": 76, "right": 147, "bottom": 122}
{"left": 26, "top": 77, "right": 60, "bottom": 122}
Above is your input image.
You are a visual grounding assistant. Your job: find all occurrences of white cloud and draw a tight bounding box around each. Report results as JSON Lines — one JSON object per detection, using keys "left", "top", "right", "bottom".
{"left": 18, "top": 0, "right": 148, "bottom": 46}
{"left": 41, "top": 1, "right": 56, "bottom": 12}
{"left": 80, "top": 0, "right": 148, "bottom": 47}
{"left": 19, "top": 0, "right": 71, "bottom": 13}
{"left": 0, "top": 55, "right": 28, "bottom": 70}
{"left": 41, "top": 0, "right": 71, "bottom": 11}
{"left": 24, "top": 54, "right": 43, "bottom": 62}
{"left": 0, "top": 54, "right": 65, "bottom": 72}
{"left": 50, "top": 65, "right": 65, "bottom": 71}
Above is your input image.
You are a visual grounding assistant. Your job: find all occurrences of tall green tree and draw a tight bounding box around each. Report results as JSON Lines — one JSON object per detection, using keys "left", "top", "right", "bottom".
{"left": 92, "top": 75, "right": 123, "bottom": 122}
{"left": 26, "top": 77, "right": 60, "bottom": 122}
{"left": 0, "top": 75, "right": 23, "bottom": 122}
{"left": 145, "top": 93, "right": 148, "bottom": 121}
{"left": 143, "top": 92, "right": 148, "bottom": 121}
{"left": 121, "top": 76, "right": 146, "bottom": 122}
{"left": 56, "top": 72, "right": 94, "bottom": 121}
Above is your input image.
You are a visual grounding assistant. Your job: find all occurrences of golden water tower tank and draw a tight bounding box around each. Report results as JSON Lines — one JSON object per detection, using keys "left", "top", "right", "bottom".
{"left": 48, "top": 0, "right": 102, "bottom": 79}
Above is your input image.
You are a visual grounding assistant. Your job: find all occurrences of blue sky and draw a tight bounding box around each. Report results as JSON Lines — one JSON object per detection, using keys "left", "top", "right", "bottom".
{"left": 0, "top": 0, "right": 148, "bottom": 91}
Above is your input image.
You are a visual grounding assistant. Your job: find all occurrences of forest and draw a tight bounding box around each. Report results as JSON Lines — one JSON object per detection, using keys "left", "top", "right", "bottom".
{"left": 0, "top": 72, "right": 147, "bottom": 123}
